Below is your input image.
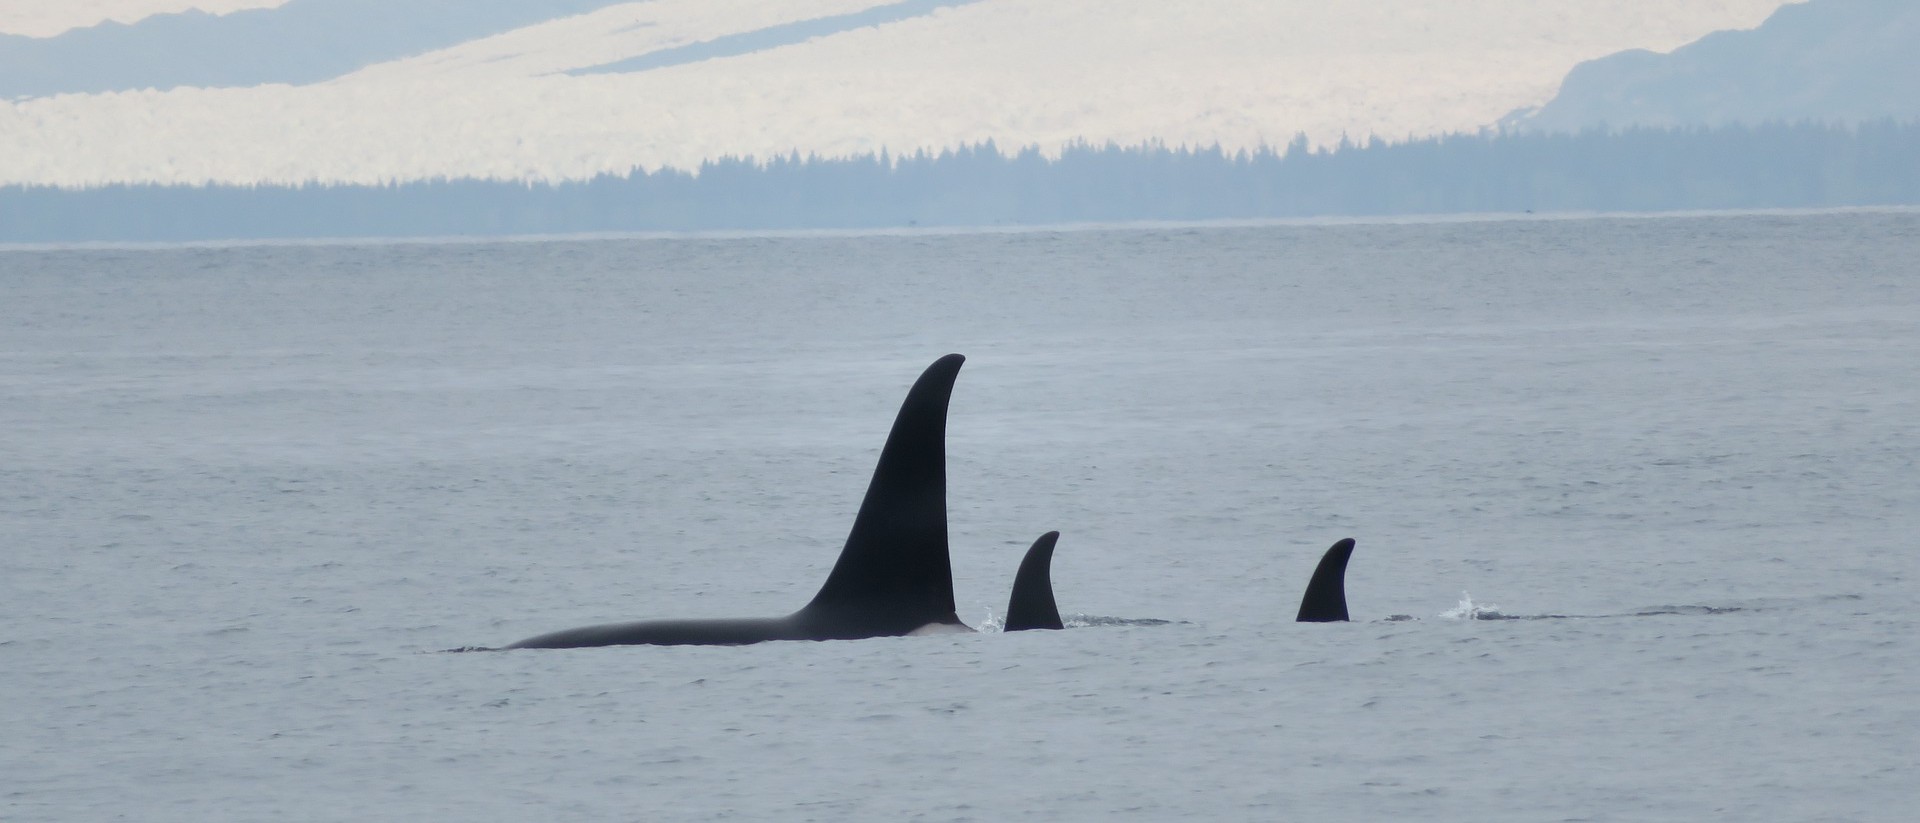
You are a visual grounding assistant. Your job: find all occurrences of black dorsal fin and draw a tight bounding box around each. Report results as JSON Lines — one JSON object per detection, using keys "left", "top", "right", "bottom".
{"left": 797, "top": 354, "right": 965, "bottom": 634}
{"left": 1004, "top": 531, "right": 1064, "bottom": 631}
{"left": 1296, "top": 538, "right": 1356, "bottom": 622}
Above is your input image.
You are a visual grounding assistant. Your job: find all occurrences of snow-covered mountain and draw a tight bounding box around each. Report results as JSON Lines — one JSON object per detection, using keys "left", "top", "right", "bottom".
{"left": 0, "top": 0, "right": 629, "bottom": 98}
{"left": 0, "top": 0, "right": 1792, "bottom": 187}
{"left": 0, "top": 0, "right": 284, "bottom": 39}
{"left": 1503, "top": 0, "right": 1920, "bottom": 133}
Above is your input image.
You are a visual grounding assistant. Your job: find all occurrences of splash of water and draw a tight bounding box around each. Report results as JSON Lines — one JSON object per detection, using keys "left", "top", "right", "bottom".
{"left": 1438, "top": 591, "right": 1505, "bottom": 620}
{"left": 977, "top": 608, "right": 1004, "bottom": 633}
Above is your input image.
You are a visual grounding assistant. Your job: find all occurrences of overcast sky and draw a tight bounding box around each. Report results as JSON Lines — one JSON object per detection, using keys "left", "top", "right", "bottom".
{"left": 0, "top": 1, "right": 1795, "bottom": 186}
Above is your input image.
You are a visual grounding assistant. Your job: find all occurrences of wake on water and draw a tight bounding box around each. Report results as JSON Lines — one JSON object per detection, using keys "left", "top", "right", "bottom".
{"left": 976, "top": 610, "right": 1178, "bottom": 632}
{"left": 1438, "top": 591, "right": 1506, "bottom": 620}
{"left": 1413, "top": 591, "right": 1847, "bottom": 622}
{"left": 450, "top": 590, "right": 1802, "bottom": 647}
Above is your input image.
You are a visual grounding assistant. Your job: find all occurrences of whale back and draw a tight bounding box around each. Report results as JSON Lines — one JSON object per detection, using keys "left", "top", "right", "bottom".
{"left": 1295, "top": 538, "right": 1355, "bottom": 622}
{"left": 796, "top": 353, "right": 966, "bottom": 636}
{"left": 1004, "top": 531, "right": 1064, "bottom": 631}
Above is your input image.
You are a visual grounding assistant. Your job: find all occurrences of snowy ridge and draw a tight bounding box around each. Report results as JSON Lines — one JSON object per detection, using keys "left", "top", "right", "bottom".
{"left": 0, "top": 0, "right": 287, "bottom": 38}
{"left": 1504, "top": 0, "right": 1920, "bottom": 132}
{"left": 0, "top": 1, "right": 1793, "bottom": 186}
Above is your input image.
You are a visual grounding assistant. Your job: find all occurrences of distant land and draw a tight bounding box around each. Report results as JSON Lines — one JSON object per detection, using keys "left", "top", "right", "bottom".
{"left": 0, "top": 0, "right": 988, "bottom": 100}
{"left": 0, "top": 1, "right": 1789, "bottom": 187}
{"left": 5, "top": 120, "right": 1914, "bottom": 244}
{"left": 0, "top": 1, "right": 286, "bottom": 39}
{"left": 1505, "top": 0, "right": 1920, "bottom": 132}
{"left": 4, "top": 0, "right": 1914, "bottom": 244}
{"left": 0, "top": 0, "right": 625, "bottom": 99}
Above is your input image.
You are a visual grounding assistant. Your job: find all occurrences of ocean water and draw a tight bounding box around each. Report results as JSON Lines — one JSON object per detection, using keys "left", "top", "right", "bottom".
{"left": 3, "top": 211, "right": 1917, "bottom": 821}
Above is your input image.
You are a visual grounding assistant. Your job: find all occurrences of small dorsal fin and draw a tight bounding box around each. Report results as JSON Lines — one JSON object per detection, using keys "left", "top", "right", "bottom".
{"left": 797, "top": 354, "right": 965, "bottom": 635}
{"left": 1296, "top": 538, "right": 1355, "bottom": 622}
{"left": 1004, "top": 531, "right": 1064, "bottom": 631}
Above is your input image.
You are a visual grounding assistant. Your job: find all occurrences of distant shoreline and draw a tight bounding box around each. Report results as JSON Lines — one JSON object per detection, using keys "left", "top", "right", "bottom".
{"left": 6, "top": 121, "right": 1916, "bottom": 245}
{"left": 6, "top": 205, "right": 1915, "bottom": 254}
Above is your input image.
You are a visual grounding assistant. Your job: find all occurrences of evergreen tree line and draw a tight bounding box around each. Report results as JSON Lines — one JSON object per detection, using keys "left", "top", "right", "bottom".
{"left": 3, "top": 119, "right": 1916, "bottom": 244}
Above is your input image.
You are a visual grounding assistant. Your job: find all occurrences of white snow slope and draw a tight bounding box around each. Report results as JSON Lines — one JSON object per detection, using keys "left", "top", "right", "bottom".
{"left": 0, "top": 0, "right": 286, "bottom": 38}
{"left": 0, "top": 1, "right": 1791, "bottom": 186}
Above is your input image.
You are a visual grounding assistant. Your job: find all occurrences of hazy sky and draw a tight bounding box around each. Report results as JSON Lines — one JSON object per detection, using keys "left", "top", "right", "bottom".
{"left": 0, "top": 1, "right": 1795, "bottom": 186}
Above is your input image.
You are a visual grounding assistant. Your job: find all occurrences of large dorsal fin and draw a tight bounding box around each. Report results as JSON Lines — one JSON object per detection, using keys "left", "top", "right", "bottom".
{"left": 1004, "top": 531, "right": 1064, "bottom": 631}
{"left": 1296, "top": 538, "right": 1355, "bottom": 622}
{"left": 797, "top": 354, "right": 965, "bottom": 633}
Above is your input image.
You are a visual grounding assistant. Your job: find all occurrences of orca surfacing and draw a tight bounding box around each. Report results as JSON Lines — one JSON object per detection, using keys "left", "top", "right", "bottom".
{"left": 1002, "top": 531, "right": 1064, "bottom": 631}
{"left": 1295, "top": 538, "right": 1356, "bottom": 622}
{"left": 508, "top": 354, "right": 969, "bottom": 649}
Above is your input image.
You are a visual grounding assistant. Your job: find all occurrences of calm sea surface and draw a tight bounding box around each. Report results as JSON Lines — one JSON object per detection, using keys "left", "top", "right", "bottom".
{"left": 3, "top": 212, "right": 1917, "bottom": 821}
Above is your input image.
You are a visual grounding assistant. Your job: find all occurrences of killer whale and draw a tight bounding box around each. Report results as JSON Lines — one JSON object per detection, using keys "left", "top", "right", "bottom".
{"left": 1002, "top": 531, "right": 1064, "bottom": 631}
{"left": 508, "top": 354, "right": 970, "bottom": 648}
{"left": 1295, "top": 537, "right": 1356, "bottom": 622}
{"left": 1003, "top": 532, "right": 1354, "bottom": 630}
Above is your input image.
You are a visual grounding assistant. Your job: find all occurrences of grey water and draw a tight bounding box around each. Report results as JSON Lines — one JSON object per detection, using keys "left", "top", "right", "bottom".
{"left": 3, "top": 211, "right": 1917, "bottom": 821}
